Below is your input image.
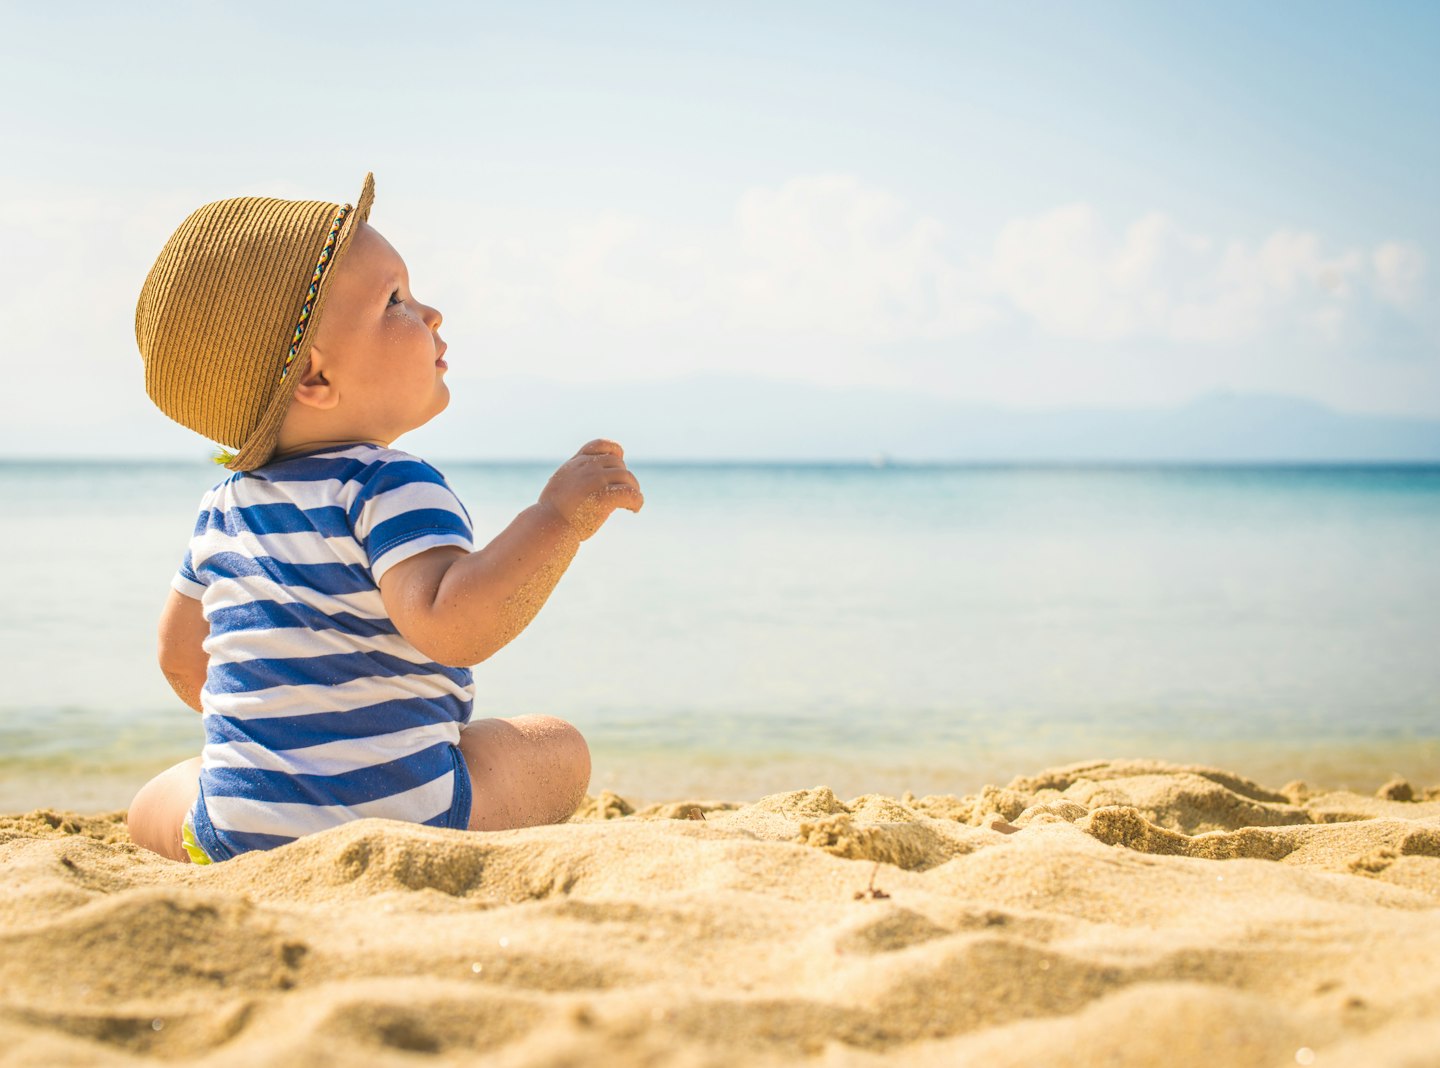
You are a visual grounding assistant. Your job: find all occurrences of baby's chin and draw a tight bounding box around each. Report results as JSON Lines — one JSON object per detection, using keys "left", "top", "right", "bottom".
{"left": 426, "top": 385, "right": 452, "bottom": 424}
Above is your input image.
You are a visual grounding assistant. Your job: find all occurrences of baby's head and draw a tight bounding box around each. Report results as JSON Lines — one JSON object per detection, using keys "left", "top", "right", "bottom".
{"left": 135, "top": 172, "right": 449, "bottom": 470}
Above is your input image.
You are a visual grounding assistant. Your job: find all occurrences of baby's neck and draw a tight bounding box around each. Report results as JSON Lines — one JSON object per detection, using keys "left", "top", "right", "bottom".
{"left": 269, "top": 436, "right": 391, "bottom": 462}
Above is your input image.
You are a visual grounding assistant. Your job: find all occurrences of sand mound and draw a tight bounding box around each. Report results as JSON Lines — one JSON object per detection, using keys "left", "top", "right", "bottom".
{"left": 2, "top": 759, "right": 1439, "bottom": 1066}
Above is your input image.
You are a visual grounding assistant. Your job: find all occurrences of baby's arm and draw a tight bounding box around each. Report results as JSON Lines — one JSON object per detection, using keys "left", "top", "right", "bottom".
{"left": 157, "top": 588, "right": 207, "bottom": 712}
{"left": 380, "top": 439, "right": 643, "bottom": 667}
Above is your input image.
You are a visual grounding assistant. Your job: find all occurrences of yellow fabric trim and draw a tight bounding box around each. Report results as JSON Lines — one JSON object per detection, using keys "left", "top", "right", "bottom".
{"left": 181, "top": 819, "right": 213, "bottom": 865}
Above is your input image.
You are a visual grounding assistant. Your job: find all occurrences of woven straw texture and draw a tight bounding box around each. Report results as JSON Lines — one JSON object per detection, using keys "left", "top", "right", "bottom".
{"left": 135, "top": 172, "right": 375, "bottom": 471}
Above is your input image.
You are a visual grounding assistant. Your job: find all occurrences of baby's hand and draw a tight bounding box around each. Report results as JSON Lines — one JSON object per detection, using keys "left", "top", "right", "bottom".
{"left": 539, "top": 439, "right": 644, "bottom": 541}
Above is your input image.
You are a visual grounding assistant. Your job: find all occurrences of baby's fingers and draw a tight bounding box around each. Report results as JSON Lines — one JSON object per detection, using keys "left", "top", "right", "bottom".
{"left": 606, "top": 471, "right": 644, "bottom": 513}
{"left": 578, "top": 438, "right": 624, "bottom": 460}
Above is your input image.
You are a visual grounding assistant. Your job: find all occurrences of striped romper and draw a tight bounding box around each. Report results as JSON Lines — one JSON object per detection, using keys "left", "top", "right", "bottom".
{"left": 173, "top": 443, "right": 477, "bottom": 862}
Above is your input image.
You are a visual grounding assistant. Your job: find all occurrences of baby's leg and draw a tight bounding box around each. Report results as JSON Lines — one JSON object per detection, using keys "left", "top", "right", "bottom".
{"left": 458, "top": 715, "right": 591, "bottom": 831}
{"left": 126, "top": 756, "right": 202, "bottom": 862}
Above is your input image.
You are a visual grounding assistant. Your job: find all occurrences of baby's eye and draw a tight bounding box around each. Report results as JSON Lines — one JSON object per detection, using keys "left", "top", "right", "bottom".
{"left": 388, "top": 289, "right": 402, "bottom": 307}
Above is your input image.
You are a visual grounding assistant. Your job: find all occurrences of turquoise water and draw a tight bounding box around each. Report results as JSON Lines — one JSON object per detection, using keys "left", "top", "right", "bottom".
{"left": 2, "top": 460, "right": 1438, "bottom": 809}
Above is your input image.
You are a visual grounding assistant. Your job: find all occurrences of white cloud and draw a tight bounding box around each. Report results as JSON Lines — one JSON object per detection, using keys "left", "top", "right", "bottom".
{"left": 1, "top": 175, "right": 1434, "bottom": 443}
{"left": 1371, "top": 241, "right": 1426, "bottom": 306}
{"left": 444, "top": 175, "right": 997, "bottom": 346}
{"left": 986, "top": 204, "right": 1406, "bottom": 347}
{"left": 553, "top": 214, "right": 707, "bottom": 329}
{"left": 989, "top": 204, "right": 1213, "bottom": 342}
{"left": 431, "top": 179, "right": 1427, "bottom": 359}
{"left": 722, "top": 174, "right": 997, "bottom": 340}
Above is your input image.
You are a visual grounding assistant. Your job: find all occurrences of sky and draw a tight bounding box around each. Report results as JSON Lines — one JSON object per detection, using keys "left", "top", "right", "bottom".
{"left": 1, "top": 0, "right": 1437, "bottom": 458}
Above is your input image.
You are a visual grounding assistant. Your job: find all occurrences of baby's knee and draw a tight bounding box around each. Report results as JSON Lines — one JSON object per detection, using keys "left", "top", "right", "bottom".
{"left": 513, "top": 714, "right": 588, "bottom": 765}
{"left": 539, "top": 716, "right": 591, "bottom": 802}
{"left": 521, "top": 715, "right": 591, "bottom": 816}
{"left": 556, "top": 719, "right": 591, "bottom": 780}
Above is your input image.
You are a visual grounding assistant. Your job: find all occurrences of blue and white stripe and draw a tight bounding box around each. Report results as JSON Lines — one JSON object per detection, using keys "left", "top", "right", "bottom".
{"left": 173, "top": 444, "right": 477, "bottom": 861}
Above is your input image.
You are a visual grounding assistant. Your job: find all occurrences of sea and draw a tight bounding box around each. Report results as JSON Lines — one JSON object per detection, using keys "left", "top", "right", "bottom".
{"left": 2, "top": 459, "right": 1437, "bottom": 811}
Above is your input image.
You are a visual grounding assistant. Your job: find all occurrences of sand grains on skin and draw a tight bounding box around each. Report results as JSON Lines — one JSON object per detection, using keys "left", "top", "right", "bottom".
{"left": 2, "top": 759, "right": 1439, "bottom": 1067}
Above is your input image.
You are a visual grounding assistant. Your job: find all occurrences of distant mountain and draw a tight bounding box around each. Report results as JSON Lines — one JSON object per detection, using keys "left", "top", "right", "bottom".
{"left": 412, "top": 376, "right": 1440, "bottom": 463}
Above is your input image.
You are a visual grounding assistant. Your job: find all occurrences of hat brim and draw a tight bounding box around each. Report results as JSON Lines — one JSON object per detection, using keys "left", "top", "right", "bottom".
{"left": 225, "top": 172, "right": 376, "bottom": 472}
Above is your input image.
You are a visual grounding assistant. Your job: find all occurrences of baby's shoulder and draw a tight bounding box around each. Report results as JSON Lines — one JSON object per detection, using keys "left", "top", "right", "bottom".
{"left": 280, "top": 445, "right": 455, "bottom": 512}
{"left": 360, "top": 444, "right": 434, "bottom": 470}
{"left": 198, "top": 446, "right": 452, "bottom": 522}
{"left": 254, "top": 444, "right": 434, "bottom": 489}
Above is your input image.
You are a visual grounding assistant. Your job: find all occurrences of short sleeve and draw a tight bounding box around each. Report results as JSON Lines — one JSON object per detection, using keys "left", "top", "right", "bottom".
{"left": 349, "top": 456, "right": 474, "bottom": 583}
{"left": 172, "top": 548, "right": 206, "bottom": 600}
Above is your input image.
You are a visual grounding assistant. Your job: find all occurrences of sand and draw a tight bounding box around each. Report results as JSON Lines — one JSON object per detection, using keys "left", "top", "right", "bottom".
{"left": 2, "top": 759, "right": 1439, "bottom": 1067}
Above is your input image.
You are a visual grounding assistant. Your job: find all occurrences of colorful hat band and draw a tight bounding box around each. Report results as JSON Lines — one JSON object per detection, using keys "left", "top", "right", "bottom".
{"left": 279, "top": 202, "right": 352, "bottom": 381}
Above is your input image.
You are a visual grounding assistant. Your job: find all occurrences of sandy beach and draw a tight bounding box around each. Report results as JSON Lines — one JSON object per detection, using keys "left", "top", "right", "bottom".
{"left": 2, "top": 758, "right": 1439, "bottom": 1067}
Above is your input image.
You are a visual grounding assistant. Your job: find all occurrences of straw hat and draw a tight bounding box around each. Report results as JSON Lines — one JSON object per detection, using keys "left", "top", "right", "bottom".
{"left": 135, "top": 172, "right": 376, "bottom": 471}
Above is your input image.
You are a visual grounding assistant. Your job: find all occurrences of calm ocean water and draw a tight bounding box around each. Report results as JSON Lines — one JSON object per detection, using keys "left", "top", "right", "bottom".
{"left": 1, "top": 459, "right": 1437, "bottom": 810}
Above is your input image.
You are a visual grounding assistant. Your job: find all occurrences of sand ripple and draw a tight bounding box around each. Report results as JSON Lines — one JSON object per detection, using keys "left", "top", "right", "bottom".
{"left": 2, "top": 759, "right": 1439, "bottom": 1066}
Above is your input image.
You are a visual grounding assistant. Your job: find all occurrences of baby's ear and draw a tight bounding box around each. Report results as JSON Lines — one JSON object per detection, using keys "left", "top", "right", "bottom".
{"left": 290, "top": 350, "right": 339, "bottom": 411}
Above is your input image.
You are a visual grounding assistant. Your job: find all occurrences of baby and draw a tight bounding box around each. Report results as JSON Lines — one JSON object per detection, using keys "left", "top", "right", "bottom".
{"left": 127, "top": 172, "right": 642, "bottom": 863}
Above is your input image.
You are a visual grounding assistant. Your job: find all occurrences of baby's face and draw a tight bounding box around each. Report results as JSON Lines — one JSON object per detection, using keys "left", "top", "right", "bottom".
{"left": 305, "top": 221, "right": 450, "bottom": 442}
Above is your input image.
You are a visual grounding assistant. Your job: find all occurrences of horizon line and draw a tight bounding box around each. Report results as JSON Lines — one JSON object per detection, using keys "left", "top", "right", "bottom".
{"left": 5, "top": 455, "right": 1440, "bottom": 469}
